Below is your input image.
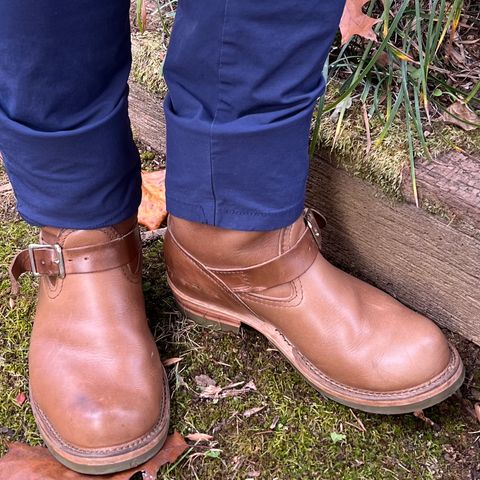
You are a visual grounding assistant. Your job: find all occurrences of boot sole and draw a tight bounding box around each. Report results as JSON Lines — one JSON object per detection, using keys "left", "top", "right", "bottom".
{"left": 171, "top": 283, "right": 465, "bottom": 415}
{"left": 30, "top": 367, "right": 170, "bottom": 475}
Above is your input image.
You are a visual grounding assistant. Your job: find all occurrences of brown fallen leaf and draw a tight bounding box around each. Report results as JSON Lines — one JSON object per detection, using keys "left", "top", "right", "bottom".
{"left": 0, "top": 432, "right": 187, "bottom": 480}
{"left": 199, "top": 385, "right": 223, "bottom": 398}
{"left": 137, "top": 433, "right": 188, "bottom": 478}
{"left": 339, "top": 0, "right": 380, "bottom": 45}
{"left": 194, "top": 374, "right": 216, "bottom": 388}
{"left": 474, "top": 403, "right": 480, "bottom": 423}
{"left": 162, "top": 357, "right": 183, "bottom": 368}
{"left": 440, "top": 101, "right": 479, "bottom": 131}
{"left": 138, "top": 170, "right": 167, "bottom": 231}
{"left": 14, "top": 392, "right": 26, "bottom": 407}
{"left": 221, "top": 380, "right": 257, "bottom": 399}
{"left": 195, "top": 375, "right": 257, "bottom": 400}
{"left": 185, "top": 433, "right": 214, "bottom": 442}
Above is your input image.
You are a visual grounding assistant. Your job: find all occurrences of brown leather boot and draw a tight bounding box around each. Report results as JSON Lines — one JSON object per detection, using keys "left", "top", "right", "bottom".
{"left": 9, "top": 217, "right": 169, "bottom": 475}
{"left": 164, "top": 209, "right": 464, "bottom": 414}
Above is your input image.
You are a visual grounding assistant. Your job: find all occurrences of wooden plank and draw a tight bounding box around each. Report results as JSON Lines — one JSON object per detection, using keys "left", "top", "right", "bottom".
{"left": 401, "top": 151, "right": 480, "bottom": 229}
{"left": 128, "top": 83, "right": 480, "bottom": 345}
{"left": 129, "top": 82, "right": 166, "bottom": 154}
{"left": 307, "top": 160, "right": 480, "bottom": 345}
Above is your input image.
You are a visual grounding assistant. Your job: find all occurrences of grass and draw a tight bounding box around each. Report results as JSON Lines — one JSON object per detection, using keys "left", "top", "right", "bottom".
{"left": 1, "top": 207, "right": 479, "bottom": 479}
{"left": 312, "top": 0, "right": 480, "bottom": 206}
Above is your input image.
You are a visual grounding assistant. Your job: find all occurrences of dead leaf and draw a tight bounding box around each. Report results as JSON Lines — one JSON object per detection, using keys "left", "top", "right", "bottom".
{"left": 339, "top": 0, "right": 380, "bottom": 45}
{"left": 474, "top": 403, "right": 480, "bottom": 423}
{"left": 195, "top": 376, "right": 257, "bottom": 400}
{"left": 199, "top": 385, "right": 223, "bottom": 398}
{"left": 14, "top": 392, "right": 26, "bottom": 407}
{"left": 162, "top": 357, "right": 183, "bottom": 368}
{"left": 0, "top": 433, "right": 187, "bottom": 480}
{"left": 440, "top": 101, "right": 479, "bottom": 131}
{"left": 247, "top": 470, "right": 261, "bottom": 478}
{"left": 138, "top": 170, "right": 167, "bottom": 231}
{"left": 243, "top": 406, "right": 265, "bottom": 418}
{"left": 185, "top": 433, "right": 214, "bottom": 442}
{"left": 269, "top": 416, "right": 280, "bottom": 431}
{"left": 375, "top": 51, "right": 390, "bottom": 68}
{"left": 194, "top": 375, "right": 216, "bottom": 388}
{"left": 138, "top": 432, "right": 188, "bottom": 478}
{"left": 220, "top": 380, "right": 257, "bottom": 399}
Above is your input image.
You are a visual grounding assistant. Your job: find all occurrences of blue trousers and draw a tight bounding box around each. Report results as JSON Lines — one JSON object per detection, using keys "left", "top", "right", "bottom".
{"left": 0, "top": 0, "right": 345, "bottom": 231}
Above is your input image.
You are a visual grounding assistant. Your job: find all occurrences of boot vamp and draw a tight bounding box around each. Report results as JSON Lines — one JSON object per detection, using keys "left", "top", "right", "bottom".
{"left": 29, "top": 269, "right": 165, "bottom": 449}
{"left": 241, "top": 253, "right": 451, "bottom": 392}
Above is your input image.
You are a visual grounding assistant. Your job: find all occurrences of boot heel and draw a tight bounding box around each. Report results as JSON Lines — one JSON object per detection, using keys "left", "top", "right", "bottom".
{"left": 178, "top": 304, "right": 241, "bottom": 334}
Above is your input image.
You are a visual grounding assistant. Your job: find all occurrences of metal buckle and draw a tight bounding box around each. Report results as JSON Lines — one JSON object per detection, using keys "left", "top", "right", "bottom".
{"left": 28, "top": 243, "right": 65, "bottom": 278}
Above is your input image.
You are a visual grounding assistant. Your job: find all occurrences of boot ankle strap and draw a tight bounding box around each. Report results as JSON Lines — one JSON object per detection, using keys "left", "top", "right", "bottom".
{"left": 9, "top": 227, "right": 141, "bottom": 296}
{"left": 210, "top": 208, "right": 326, "bottom": 293}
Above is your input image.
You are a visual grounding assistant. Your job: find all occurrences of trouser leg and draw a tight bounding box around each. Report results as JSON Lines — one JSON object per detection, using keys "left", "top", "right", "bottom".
{"left": 0, "top": 0, "right": 140, "bottom": 228}
{"left": 164, "top": 0, "right": 346, "bottom": 231}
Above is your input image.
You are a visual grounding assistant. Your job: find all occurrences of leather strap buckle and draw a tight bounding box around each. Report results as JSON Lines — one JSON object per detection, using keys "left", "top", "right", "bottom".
{"left": 28, "top": 243, "right": 65, "bottom": 279}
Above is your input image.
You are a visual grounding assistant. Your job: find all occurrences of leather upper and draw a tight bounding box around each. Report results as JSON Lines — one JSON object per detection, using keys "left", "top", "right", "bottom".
{"left": 165, "top": 210, "right": 453, "bottom": 394}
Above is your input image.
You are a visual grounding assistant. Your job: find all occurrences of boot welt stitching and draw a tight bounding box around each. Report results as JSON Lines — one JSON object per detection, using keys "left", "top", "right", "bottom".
{"left": 292, "top": 339, "right": 459, "bottom": 398}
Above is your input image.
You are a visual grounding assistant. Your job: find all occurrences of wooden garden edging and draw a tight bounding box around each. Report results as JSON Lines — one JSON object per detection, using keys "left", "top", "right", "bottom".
{"left": 128, "top": 82, "right": 480, "bottom": 346}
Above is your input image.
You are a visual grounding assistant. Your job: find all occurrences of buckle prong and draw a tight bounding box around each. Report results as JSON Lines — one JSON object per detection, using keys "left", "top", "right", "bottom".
{"left": 28, "top": 244, "right": 65, "bottom": 278}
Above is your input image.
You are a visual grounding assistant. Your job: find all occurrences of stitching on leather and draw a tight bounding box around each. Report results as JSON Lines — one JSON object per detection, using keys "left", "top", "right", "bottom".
{"left": 105, "top": 227, "right": 139, "bottom": 284}
{"left": 240, "top": 279, "right": 302, "bottom": 307}
{"left": 33, "top": 373, "right": 169, "bottom": 456}
{"left": 45, "top": 276, "right": 63, "bottom": 300}
{"left": 287, "top": 224, "right": 293, "bottom": 252}
{"left": 300, "top": 347, "right": 458, "bottom": 397}
{"left": 291, "top": 336, "right": 459, "bottom": 398}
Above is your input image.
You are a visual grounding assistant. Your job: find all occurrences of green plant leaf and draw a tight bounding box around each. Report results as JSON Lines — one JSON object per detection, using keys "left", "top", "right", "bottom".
{"left": 330, "top": 432, "right": 347, "bottom": 444}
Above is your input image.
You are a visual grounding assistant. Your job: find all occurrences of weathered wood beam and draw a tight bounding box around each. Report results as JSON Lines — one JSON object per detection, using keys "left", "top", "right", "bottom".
{"left": 129, "top": 82, "right": 166, "bottom": 154}
{"left": 401, "top": 151, "right": 480, "bottom": 230}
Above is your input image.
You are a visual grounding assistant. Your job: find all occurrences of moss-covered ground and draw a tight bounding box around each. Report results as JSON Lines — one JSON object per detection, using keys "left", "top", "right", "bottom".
{"left": 0, "top": 183, "right": 479, "bottom": 479}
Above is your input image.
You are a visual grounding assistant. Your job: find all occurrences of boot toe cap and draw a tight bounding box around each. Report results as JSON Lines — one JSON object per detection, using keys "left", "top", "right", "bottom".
{"left": 368, "top": 316, "right": 452, "bottom": 392}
